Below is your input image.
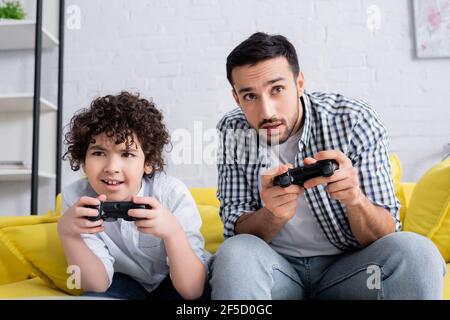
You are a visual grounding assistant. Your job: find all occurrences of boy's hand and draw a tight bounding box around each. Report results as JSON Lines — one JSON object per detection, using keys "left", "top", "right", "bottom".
{"left": 128, "top": 195, "right": 182, "bottom": 241}
{"left": 57, "top": 194, "right": 106, "bottom": 238}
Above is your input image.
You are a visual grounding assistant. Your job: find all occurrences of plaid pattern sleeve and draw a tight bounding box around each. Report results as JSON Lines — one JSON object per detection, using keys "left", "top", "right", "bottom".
{"left": 347, "top": 102, "right": 401, "bottom": 231}
{"left": 216, "top": 110, "right": 261, "bottom": 237}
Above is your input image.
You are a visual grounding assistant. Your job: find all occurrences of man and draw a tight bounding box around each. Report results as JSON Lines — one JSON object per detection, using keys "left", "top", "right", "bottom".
{"left": 211, "top": 32, "right": 446, "bottom": 299}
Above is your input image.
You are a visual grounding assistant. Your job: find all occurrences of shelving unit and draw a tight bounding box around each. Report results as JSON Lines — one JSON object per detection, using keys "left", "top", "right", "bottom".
{"left": 0, "top": 0, "right": 64, "bottom": 215}
{"left": 0, "top": 93, "right": 57, "bottom": 112}
{"left": 0, "top": 169, "right": 56, "bottom": 181}
{"left": 0, "top": 19, "right": 58, "bottom": 50}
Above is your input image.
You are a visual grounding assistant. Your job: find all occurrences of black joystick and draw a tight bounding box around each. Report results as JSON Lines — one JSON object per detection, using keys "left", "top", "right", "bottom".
{"left": 85, "top": 201, "right": 150, "bottom": 222}
{"left": 273, "top": 159, "right": 339, "bottom": 188}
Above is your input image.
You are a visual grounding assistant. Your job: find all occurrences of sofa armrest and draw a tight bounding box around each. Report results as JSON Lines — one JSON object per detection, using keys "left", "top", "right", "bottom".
{"left": 0, "top": 236, "right": 32, "bottom": 285}
{"left": 0, "top": 215, "right": 58, "bottom": 285}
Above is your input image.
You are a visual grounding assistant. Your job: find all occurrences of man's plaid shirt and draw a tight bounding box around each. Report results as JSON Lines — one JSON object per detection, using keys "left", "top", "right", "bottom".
{"left": 216, "top": 92, "right": 401, "bottom": 251}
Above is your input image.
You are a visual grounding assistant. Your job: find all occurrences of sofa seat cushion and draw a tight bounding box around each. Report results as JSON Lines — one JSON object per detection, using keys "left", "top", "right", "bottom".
{"left": 0, "top": 277, "right": 68, "bottom": 298}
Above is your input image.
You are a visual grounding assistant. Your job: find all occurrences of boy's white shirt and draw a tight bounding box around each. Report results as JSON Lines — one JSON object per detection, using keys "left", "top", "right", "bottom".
{"left": 61, "top": 172, "right": 210, "bottom": 292}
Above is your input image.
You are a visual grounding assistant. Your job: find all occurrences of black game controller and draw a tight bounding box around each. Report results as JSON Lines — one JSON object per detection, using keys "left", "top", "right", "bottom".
{"left": 273, "top": 159, "right": 339, "bottom": 188}
{"left": 85, "top": 201, "right": 150, "bottom": 222}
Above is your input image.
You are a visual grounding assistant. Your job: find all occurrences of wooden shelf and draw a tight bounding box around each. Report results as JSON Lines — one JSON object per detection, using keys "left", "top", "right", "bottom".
{"left": 0, "top": 169, "right": 56, "bottom": 181}
{"left": 0, "top": 19, "right": 59, "bottom": 50}
{"left": 0, "top": 94, "right": 57, "bottom": 112}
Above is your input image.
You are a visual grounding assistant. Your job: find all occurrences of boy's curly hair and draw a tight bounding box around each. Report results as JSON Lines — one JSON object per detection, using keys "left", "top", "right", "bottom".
{"left": 63, "top": 91, "right": 170, "bottom": 176}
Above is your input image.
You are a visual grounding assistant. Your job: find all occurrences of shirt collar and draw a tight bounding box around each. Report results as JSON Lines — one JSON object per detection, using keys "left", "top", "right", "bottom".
{"left": 299, "top": 93, "right": 312, "bottom": 147}
{"left": 137, "top": 176, "right": 147, "bottom": 197}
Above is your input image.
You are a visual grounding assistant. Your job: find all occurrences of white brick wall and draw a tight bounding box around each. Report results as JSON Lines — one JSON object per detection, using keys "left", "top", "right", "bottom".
{"left": 1, "top": 0, "right": 448, "bottom": 216}
{"left": 55, "top": 0, "right": 448, "bottom": 191}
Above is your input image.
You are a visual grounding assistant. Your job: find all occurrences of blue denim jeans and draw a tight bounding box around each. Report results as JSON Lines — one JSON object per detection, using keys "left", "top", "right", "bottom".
{"left": 209, "top": 232, "right": 447, "bottom": 299}
{"left": 82, "top": 273, "right": 183, "bottom": 300}
{"left": 83, "top": 272, "right": 211, "bottom": 300}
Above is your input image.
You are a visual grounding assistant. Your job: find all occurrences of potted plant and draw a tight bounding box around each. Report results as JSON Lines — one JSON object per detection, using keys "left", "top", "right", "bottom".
{"left": 0, "top": 1, "right": 26, "bottom": 20}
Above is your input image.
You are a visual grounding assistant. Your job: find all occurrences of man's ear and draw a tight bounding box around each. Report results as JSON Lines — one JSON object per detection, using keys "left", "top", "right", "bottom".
{"left": 296, "top": 71, "right": 305, "bottom": 96}
{"left": 232, "top": 88, "right": 241, "bottom": 108}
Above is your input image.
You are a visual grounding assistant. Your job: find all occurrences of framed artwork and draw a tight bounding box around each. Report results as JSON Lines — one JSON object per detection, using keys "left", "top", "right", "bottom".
{"left": 413, "top": 0, "right": 450, "bottom": 58}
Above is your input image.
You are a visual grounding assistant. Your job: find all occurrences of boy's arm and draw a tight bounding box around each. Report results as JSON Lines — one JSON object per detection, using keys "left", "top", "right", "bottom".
{"left": 130, "top": 182, "right": 208, "bottom": 300}
{"left": 163, "top": 182, "right": 208, "bottom": 299}
{"left": 59, "top": 233, "right": 112, "bottom": 292}
{"left": 164, "top": 229, "right": 206, "bottom": 300}
{"left": 59, "top": 194, "right": 114, "bottom": 292}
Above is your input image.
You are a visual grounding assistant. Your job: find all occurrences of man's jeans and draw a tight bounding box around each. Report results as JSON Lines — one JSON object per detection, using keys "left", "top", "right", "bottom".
{"left": 209, "top": 232, "right": 447, "bottom": 299}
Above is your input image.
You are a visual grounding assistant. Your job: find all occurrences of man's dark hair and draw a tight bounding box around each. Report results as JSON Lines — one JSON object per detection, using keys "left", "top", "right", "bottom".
{"left": 226, "top": 32, "right": 300, "bottom": 85}
{"left": 63, "top": 91, "right": 170, "bottom": 176}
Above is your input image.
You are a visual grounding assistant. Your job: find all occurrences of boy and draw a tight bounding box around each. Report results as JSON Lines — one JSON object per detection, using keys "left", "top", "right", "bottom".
{"left": 58, "top": 91, "right": 208, "bottom": 300}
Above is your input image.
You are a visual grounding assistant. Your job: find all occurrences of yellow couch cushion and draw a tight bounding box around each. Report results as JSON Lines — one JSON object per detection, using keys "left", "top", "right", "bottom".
{"left": 389, "top": 154, "right": 409, "bottom": 223}
{"left": 389, "top": 154, "right": 402, "bottom": 185}
{"left": 403, "top": 159, "right": 450, "bottom": 262}
{"left": 189, "top": 188, "right": 224, "bottom": 254}
{"left": 0, "top": 216, "right": 82, "bottom": 295}
{"left": 198, "top": 204, "right": 224, "bottom": 254}
{"left": 0, "top": 277, "right": 68, "bottom": 298}
{"left": 0, "top": 235, "right": 32, "bottom": 285}
{"left": 189, "top": 188, "right": 220, "bottom": 207}
{"left": 0, "top": 215, "right": 57, "bottom": 286}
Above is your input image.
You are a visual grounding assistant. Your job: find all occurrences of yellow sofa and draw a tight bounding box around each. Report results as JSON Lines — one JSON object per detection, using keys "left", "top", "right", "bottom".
{"left": 0, "top": 158, "right": 449, "bottom": 299}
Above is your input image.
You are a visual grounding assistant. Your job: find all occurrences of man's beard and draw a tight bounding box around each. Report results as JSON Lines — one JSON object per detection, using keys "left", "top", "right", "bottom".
{"left": 258, "top": 98, "right": 300, "bottom": 146}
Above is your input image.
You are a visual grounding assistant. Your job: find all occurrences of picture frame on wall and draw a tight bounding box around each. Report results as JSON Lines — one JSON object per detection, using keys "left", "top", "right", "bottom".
{"left": 413, "top": 0, "right": 450, "bottom": 58}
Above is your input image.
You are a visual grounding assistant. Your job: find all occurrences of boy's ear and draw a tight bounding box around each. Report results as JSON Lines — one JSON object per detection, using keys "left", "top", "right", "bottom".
{"left": 144, "top": 164, "right": 153, "bottom": 175}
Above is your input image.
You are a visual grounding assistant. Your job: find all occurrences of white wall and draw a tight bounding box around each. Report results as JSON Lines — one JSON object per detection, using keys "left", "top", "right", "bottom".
{"left": 3, "top": 0, "right": 449, "bottom": 215}
{"left": 62, "top": 0, "right": 450, "bottom": 189}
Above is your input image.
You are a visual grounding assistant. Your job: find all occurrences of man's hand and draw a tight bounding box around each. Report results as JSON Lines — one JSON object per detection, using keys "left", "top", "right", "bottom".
{"left": 302, "top": 150, "right": 396, "bottom": 245}
{"left": 57, "top": 194, "right": 107, "bottom": 238}
{"left": 260, "top": 163, "right": 304, "bottom": 222}
{"left": 302, "top": 150, "right": 364, "bottom": 207}
{"left": 128, "top": 196, "right": 183, "bottom": 241}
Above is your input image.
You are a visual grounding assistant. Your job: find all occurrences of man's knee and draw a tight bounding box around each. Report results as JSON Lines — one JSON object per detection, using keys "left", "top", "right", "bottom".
{"left": 380, "top": 232, "right": 445, "bottom": 275}
{"left": 212, "top": 234, "right": 271, "bottom": 273}
{"left": 209, "top": 234, "right": 295, "bottom": 299}
{"left": 215, "top": 234, "right": 267, "bottom": 259}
